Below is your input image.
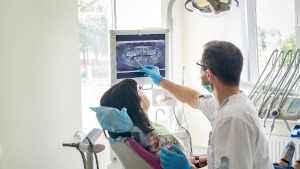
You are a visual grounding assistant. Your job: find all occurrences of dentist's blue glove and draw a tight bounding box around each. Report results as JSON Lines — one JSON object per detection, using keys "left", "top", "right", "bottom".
{"left": 159, "top": 145, "right": 192, "bottom": 169}
{"left": 139, "top": 65, "right": 162, "bottom": 85}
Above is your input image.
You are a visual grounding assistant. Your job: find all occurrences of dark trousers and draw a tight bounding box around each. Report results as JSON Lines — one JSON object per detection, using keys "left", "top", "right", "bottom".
{"left": 273, "top": 163, "right": 294, "bottom": 169}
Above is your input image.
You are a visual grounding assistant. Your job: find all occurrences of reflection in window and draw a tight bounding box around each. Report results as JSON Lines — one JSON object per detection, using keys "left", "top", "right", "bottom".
{"left": 256, "top": 0, "right": 296, "bottom": 74}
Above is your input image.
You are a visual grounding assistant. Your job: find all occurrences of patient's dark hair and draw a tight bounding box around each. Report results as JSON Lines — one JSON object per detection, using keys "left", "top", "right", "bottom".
{"left": 100, "top": 79, "right": 153, "bottom": 133}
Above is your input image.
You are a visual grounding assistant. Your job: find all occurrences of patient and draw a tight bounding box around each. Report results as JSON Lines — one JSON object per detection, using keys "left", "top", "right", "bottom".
{"left": 99, "top": 78, "right": 185, "bottom": 158}
{"left": 273, "top": 140, "right": 300, "bottom": 169}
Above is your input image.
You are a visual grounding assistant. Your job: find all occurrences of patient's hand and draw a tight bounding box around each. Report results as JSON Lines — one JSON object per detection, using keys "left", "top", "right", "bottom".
{"left": 188, "top": 156, "right": 207, "bottom": 168}
{"left": 199, "top": 156, "right": 207, "bottom": 167}
{"left": 168, "top": 146, "right": 176, "bottom": 153}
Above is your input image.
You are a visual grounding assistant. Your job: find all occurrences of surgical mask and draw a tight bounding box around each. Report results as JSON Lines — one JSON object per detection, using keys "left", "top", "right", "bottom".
{"left": 201, "top": 71, "right": 213, "bottom": 93}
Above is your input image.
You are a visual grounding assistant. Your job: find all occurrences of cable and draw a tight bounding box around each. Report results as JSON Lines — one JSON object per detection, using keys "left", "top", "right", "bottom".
{"left": 249, "top": 49, "right": 279, "bottom": 99}
{"left": 265, "top": 49, "right": 299, "bottom": 132}
{"left": 78, "top": 149, "right": 87, "bottom": 169}
{"left": 172, "top": 106, "right": 193, "bottom": 156}
{"left": 185, "top": 0, "right": 193, "bottom": 12}
{"left": 63, "top": 143, "right": 86, "bottom": 169}
{"left": 261, "top": 51, "right": 293, "bottom": 126}
{"left": 182, "top": 111, "right": 193, "bottom": 155}
{"left": 252, "top": 51, "right": 290, "bottom": 124}
{"left": 74, "top": 131, "right": 94, "bottom": 149}
{"left": 155, "top": 109, "right": 165, "bottom": 123}
{"left": 94, "top": 153, "right": 99, "bottom": 169}
{"left": 64, "top": 130, "right": 102, "bottom": 169}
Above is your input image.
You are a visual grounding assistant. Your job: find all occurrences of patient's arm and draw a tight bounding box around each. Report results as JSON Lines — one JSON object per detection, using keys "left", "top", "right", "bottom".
{"left": 190, "top": 164, "right": 208, "bottom": 169}
{"left": 189, "top": 156, "right": 207, "bottom": 168}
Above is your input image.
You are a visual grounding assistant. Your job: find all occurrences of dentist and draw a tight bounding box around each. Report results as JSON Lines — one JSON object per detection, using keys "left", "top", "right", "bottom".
{"left": 139, "top": 40, "right": 273, "bottom": 169}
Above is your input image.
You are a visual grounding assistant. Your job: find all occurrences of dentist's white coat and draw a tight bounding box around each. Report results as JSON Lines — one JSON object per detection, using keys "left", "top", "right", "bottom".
{"left": 198, "top": 91, "right": 273, "bottom": 169}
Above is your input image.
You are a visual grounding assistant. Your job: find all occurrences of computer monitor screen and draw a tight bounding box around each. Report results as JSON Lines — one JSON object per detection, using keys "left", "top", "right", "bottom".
{"left": 110, "top": 29, "right": 169, "bottom": 85}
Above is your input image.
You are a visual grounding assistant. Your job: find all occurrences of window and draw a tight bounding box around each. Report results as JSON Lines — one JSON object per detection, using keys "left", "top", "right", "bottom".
{"left": 78, "top": 0, "right": 163, "bottom": 131}
{"left": 256, "top": 0, "right": 296, "bottom": 74}
{"left": 225, "top": 0, "right": 299, "bottom": 85}
{"left": 78, "top": 0, "right": 110, "bottom": 131}
{"left": 228, "top": 0, "right": 300, "bottom": 83}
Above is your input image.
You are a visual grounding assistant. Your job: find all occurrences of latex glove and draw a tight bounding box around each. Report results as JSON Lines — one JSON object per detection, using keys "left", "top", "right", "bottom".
{"left": 159, "top": 145, "right": 192, "bottom": 169}
{"left": 139, "top": 65, "right": 162, "bottom": 85}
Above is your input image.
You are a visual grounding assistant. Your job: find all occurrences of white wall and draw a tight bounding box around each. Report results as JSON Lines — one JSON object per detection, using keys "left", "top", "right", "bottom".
{"left": 225, "top": 0, "right": 252, "bottom": 82}
{"left": 0, "top": 0, "right": 245, "bottom": 168}
{"left": 0, "top": 0, "right": 83, "bottom": 169}
{"left": 170, "top": 0, "right": 226, "bottom": 147}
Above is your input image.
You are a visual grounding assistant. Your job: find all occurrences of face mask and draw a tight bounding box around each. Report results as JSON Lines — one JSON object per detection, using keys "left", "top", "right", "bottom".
{"left": 201, "top": 71, "right": 213, "bottom": 93}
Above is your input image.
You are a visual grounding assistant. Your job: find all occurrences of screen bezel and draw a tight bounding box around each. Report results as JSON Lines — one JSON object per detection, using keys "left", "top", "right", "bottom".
{"left": 109, "top": 29, "right": 169, "bottom": 85}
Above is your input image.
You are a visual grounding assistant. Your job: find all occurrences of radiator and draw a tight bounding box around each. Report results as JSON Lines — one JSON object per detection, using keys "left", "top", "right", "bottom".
{"left": 268, "top": 135, "right": 300, "bottom": 165}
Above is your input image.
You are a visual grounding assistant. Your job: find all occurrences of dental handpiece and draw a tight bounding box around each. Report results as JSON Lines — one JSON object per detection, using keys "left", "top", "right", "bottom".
{"left": 134, "top": 57, "right": 143, "bottom": 67}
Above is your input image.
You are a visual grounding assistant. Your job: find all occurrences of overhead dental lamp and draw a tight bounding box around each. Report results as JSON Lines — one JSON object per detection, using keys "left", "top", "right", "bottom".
{"left": 184, "top": 0, "right": 239, "bottom": 17}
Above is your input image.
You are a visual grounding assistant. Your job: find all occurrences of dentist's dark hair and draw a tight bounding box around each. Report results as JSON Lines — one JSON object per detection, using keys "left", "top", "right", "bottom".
{"left": 100, "top": 79, "right": 153, "bottom": 133}
{"left": 202, "top": 40, "right": 243, "bottom": 86}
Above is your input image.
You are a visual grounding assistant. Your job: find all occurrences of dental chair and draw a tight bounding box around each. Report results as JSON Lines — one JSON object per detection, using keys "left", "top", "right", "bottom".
{"left": 110, "top": 137, "right": 162, "bottom": 169}
{"left": 90, "top": 106, "right": 163, "bottom": 169}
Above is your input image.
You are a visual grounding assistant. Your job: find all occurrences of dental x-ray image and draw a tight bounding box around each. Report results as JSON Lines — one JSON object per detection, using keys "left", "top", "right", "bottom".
{"left": 115, "top": 34, "right": 166, "bottom": 79}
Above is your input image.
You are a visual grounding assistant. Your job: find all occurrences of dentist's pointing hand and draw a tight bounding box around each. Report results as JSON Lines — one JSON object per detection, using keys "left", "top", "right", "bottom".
{"left": 139, "top": 65, "right": 162, "bottom": 85}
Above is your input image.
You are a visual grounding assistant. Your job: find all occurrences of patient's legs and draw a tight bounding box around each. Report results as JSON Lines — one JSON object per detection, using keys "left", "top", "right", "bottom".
{"left": 292, "top": 158, "right": 300, "bottom": 169}
{"left": 274, "top": 157, "right": 297, "bottom": 169}
{"left": 274, "top": 140, "right": 295, "bottom": 168}
{"left": 277, "top": 153, "right": 292, "bottom": 167}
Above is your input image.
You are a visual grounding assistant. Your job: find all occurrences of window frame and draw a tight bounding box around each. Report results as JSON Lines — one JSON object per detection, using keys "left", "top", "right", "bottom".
{"left": 247, "top": 0, "right": 299, "bottom": 83}
{"left": 246, "top": 0, "right": 259, "bottom": 83}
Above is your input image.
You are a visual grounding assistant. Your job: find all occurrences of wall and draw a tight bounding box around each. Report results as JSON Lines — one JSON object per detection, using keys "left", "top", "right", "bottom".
{"left": 0, "top": 0, "right": 273, "bottom": 168}
{"left": 225, "top": 0, "right": 251, "bottom": 82}
{"left": 174, "top": 0, "right": 226, "bottom": 147}
{"left": 0, "top": 0, "right": 83, "bottom": 169}
{"left": 179, "top": 0, "right": 298, "bottom": 147}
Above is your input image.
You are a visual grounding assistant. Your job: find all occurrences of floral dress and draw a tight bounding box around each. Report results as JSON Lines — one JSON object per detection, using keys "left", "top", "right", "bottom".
{"left": 147, "top": 123, "right": 185, "bottom": 158}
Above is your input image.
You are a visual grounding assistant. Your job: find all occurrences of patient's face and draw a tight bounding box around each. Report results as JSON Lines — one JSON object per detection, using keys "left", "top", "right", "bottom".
{"left": 138, "top": 90, "right": 150, "bottom": 114}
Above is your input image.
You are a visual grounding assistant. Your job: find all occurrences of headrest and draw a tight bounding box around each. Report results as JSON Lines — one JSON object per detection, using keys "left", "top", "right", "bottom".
{"left": 90, "top": 106, "right": 134, "bottom": 133}
{"left": 90, "top": 106, "right": 149, "bottom": 147}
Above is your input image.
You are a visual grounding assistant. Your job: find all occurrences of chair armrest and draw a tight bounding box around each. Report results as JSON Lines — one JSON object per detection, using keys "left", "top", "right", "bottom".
{"left": 128, "top": 137, "right": 162, "bottom": 169}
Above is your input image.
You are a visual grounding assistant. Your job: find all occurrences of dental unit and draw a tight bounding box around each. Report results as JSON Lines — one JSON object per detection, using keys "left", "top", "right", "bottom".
{"left": 249, "top": 49, "right": 300, "bottom": 136}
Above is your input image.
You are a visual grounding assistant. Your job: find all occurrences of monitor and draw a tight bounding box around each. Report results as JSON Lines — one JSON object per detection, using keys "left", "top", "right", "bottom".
{"left": 109, "top": 29, "right": 169, "bottom": 85}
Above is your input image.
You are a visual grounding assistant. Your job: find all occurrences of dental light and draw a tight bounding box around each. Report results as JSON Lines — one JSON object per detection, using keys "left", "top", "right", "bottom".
{"left": 184, "top": 0, "right": 239, "bottom": 17}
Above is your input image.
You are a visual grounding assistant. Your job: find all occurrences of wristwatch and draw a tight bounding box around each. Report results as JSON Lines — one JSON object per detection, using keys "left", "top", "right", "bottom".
{"left": 194, "top": 155, "right": 200, "bottom": 168}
